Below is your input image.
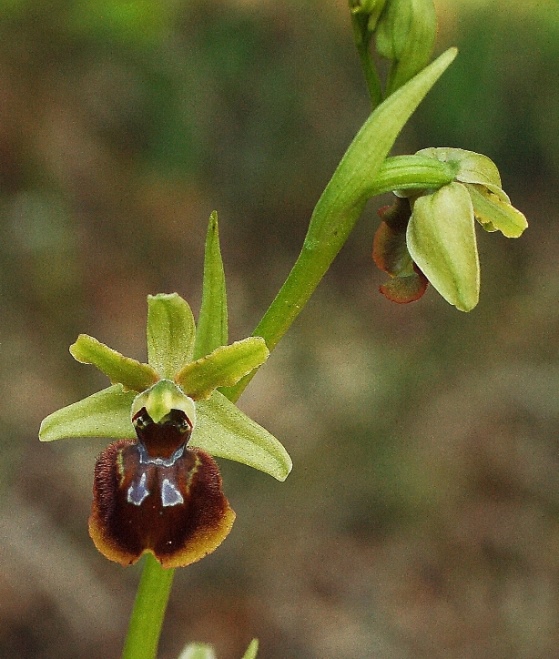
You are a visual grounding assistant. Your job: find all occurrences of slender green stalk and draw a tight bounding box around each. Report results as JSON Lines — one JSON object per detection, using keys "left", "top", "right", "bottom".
{"left": 121, "top": 554, "right": 175, "bottom": 659}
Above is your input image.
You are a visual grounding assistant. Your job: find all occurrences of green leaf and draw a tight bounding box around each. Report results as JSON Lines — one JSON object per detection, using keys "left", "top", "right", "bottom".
{"left": 176, "top": 338, "right": 269, "bottom": 400}
{"left": 193, "top": 391, "right": 291, "bottom": 481}
{"left": 147, "top": 293, "right": 196, "bottom": 378}
{"left": 407, "top": 182, "right": 479, "bottom": 311}
{"left": 177, "top": 643, "right": 217, "bottom": 659}
{"left": 194, "top": 211, "right": 228, "bottom": 360}
{"left": 467, "top": 184, "right": 528, "bottom": 238}
{"left": 39, "top": 384, "right": 135, "bottom": 442}
{"left": 70, "top": 334, "right": 158, "bottom": 392}
{"left": 241, "top": 639, "right": 259, "bottom": 659}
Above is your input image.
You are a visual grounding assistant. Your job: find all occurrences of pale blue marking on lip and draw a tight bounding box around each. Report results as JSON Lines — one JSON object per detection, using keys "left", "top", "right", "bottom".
{"left": 161, "top": 478, "right": 184, "bottom": 507}
{"left": 127, "top": 472, "right": 149, "bottom": 506}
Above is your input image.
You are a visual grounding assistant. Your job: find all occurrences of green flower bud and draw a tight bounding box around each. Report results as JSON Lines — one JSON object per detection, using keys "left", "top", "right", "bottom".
{"left": 375, "top": 0, "right": 437, "bottom": 95}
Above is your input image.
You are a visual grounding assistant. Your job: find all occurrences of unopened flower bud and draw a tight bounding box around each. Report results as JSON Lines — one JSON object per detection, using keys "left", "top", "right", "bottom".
{"left": 375, "top": 0, "right": 437, "bottom": 95}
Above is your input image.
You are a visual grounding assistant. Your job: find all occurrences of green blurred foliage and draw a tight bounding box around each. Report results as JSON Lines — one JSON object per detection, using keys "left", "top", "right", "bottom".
{"left": 0, "top": 1, "right": 558, "bottom": 658}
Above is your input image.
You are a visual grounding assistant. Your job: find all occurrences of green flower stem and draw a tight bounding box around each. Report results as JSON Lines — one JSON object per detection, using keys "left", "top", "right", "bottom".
{"left": 121, "top": 554, "right": 175, "bottom": 659}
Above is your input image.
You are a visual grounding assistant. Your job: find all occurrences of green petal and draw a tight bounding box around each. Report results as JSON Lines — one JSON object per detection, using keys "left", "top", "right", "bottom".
{"left": 194, "top": 211, "right": 228, "bottom": 360}
{"left": 467, "top": 184, "right": 528, "bottom": 238}
{"left": 193, "top": 391, "right": 292, "bottom": 481}
{"left": 39, "top": 384, "right": 135, "bottom": 442}
{"left": 407, "top": 182, "right": 479, "bottom": 311}
{"left": 176, "top": 337, "right": 269, "bottom": 400}
{"left": 70, "top": 334, "right": 158, "bottom": 392}
{"left": 147, "top": 293, "right": 196, "bottom": 378}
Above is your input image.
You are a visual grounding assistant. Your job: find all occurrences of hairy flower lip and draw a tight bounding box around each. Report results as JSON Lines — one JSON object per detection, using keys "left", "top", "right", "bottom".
{"left": 89, "top": 434, "right": 235, "bottom": 568}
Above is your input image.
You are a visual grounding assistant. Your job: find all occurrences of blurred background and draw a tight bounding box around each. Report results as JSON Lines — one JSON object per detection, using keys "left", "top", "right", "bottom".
{"left": 1, "top": 0, "right": 558, "bottom": 657}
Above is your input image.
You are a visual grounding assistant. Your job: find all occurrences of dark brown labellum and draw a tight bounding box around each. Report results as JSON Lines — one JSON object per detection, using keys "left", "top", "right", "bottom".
{"left": 88, "top": 409, "right": 235, "bottom": 568}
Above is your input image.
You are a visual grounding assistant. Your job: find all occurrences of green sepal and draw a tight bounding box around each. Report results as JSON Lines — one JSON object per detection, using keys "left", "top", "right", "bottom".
{"left": 70, "top": 334, "right": 158, "bottom": 392}
{"left": 242, "top": 639, "right": 259, "bottom": 659}
{"left": 467, "top": 184, "right": 528, "bottom": 238}
{"left": 407, "top": 182, "right": 479, "bottom": 311}
{"left": 176, "top": 337, "right": 269, "bottom": 400}
{"left": 414, "top": 147, "right": 528, "bottom": 239}
{"left": 147, "top": 293, "right": 196, "bottom": 378}
{"left": 39, "top": 384, "right": 135, "bottom": 442}
{"left": 194, "top": 211, "right": 228, "bottom": 360}
{"left": 193, "top": 391, "right": 291, "bottom": 481}
{"left": 131, "top": 380, "right": 196, "bottom": 425}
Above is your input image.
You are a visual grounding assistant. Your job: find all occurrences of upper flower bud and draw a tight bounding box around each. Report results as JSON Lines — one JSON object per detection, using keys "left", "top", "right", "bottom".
{"left": 375, "top": 0, "right": 437, "bottom": 95}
